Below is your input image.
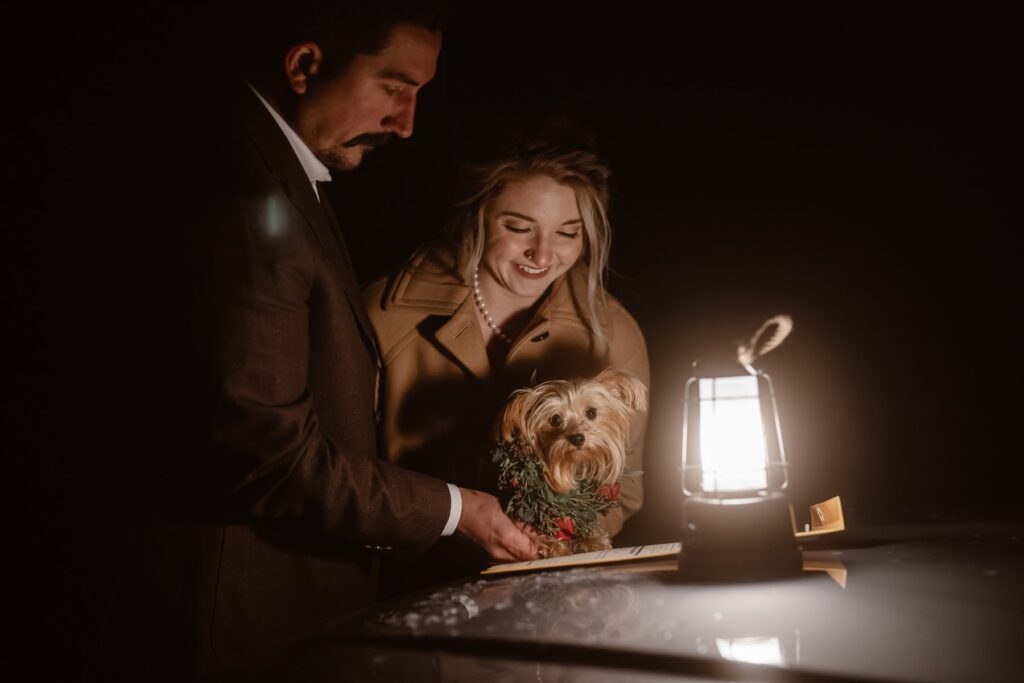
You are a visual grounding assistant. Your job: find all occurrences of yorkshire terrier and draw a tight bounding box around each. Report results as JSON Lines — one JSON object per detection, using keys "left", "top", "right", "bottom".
{"left": 495, "top": 368, "right": 648, "bottom": 558}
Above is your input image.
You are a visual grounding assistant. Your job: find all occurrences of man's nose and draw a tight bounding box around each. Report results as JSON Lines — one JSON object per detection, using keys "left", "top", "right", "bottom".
{"left": 382, "top": 97, "right": 416, "bottom": 139}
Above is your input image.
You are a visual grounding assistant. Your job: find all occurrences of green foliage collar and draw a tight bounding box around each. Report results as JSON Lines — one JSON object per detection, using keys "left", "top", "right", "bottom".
{"left": 493, "top": 434, "right": 620, "bottom": 540}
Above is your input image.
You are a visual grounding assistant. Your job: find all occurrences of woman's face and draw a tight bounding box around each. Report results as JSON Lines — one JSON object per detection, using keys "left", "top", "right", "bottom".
{"left": 480, "top": 175, "right": 585, "bottom": 303}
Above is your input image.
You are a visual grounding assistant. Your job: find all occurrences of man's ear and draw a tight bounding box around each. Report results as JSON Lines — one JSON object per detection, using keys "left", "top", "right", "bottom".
{"left": 283, "top": 42, "right": 323, "bottom": 95}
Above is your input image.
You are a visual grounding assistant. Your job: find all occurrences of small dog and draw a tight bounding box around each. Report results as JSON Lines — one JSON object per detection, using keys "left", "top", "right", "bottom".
{"left": 496, "top": 368, "right": 648, "bottom": 558}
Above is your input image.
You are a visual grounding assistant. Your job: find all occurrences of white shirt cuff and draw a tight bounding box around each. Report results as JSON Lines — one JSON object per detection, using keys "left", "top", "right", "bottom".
{"left": 440, "top": 483, "right": 462, "bottom": 537}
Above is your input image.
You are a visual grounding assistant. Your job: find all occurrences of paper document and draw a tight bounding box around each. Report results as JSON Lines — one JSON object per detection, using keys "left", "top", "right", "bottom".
{"left": 481, "top": 542, "right": 681, "bottom": 575}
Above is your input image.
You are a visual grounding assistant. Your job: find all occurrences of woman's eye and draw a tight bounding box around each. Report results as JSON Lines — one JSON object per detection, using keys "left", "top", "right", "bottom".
{"left": 557, "top": 231, "right": 581, "bottom": 239}
{"left": 585, "top": 407, "right": 597, "bottom": 420}
{"left": 549, "top": 414, "right": 563, "bottom": 427}
{"left": 504, "top": 224, "right": 529, "bottom": 234}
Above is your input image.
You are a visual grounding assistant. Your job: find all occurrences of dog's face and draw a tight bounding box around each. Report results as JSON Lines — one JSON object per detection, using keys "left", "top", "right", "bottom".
{"left": 499, "top": 369, "right": 648, "bottom": 493}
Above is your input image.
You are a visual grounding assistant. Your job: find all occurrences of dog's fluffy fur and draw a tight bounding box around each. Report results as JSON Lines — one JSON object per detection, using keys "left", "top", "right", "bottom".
{"left": 498, "top": 369, "right": 648, "bottom": 557}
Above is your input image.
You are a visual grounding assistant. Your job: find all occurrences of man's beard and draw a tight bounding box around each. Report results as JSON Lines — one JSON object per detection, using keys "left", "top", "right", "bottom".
{"left": 319, "top": 132, "right": 395, "bottom": 171}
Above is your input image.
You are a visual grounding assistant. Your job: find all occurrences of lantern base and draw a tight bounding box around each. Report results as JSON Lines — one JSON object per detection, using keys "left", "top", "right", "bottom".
{"left": 679, "top": 492, "right": 802, "bottom": 582}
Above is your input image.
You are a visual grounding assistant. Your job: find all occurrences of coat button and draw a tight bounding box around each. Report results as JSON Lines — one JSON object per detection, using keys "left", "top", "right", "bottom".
{"left": 530, "top": 331, "right": 550, "bottom": 342}
{"left": 374, "top": 409, "right": 383, "bottom": 425}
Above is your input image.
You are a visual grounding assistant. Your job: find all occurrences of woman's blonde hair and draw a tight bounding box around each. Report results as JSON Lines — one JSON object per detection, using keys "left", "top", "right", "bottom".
{"left": 449, "top": 143, "right": 612, "bottom": 345}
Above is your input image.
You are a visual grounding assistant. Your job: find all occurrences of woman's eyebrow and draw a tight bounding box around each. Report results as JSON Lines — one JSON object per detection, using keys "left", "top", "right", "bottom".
{"left": 498, "top": 211, "right": 536, "bottom": 222}
{"left": 499, "top": 212, "right": 583, "bottom": 227}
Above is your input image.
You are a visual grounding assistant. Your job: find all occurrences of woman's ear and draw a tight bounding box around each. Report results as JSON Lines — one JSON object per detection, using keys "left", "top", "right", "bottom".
{"left": 596, "top": 369, "right": 648, "bottom": 413}
{"left": 283, "top": 41, "right": 323, "bottom": 95}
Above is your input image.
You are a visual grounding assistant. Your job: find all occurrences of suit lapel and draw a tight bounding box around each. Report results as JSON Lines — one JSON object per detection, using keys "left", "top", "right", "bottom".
{"left": 317, "top": 183, "right": 375, "bottom": 342}
{"left": 237, "top": 88, "right": 375, "bottom": 348}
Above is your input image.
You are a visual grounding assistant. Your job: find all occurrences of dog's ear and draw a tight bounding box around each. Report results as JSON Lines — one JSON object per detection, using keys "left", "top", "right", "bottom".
{"left": 498, "top": 387, "right": 541, "bottom": 441}
{"left": 596, "top": 369, "right": 648, "bottom": 413}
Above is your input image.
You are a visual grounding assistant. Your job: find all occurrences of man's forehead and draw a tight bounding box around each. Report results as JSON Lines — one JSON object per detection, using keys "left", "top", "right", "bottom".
{"left": 369, "top": 23, "right": 442, "bottom": 84}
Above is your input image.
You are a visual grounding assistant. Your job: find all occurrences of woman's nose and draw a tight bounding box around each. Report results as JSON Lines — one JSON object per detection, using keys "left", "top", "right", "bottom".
{"left": 524, "top": 240, "right": 552, "bottom": 266}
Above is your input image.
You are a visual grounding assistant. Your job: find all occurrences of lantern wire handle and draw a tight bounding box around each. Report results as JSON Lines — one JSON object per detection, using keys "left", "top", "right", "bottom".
{"left": 737, "top": 314, "right": 794, "bottom": 375}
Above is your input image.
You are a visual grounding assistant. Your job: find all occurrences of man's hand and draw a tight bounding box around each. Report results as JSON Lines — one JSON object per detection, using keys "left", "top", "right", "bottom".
{"left": 456, "top": 488, "right": 538, "bottom": 563}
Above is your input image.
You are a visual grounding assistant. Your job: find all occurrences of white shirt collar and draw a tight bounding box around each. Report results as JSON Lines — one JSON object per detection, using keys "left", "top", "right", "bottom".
{"left": 247, "top": 82, "right": 332, "bottom": 199}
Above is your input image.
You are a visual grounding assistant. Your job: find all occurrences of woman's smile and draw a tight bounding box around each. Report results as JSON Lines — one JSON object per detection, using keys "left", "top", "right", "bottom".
{"left": 515, "top": 263, "right": 551, "bottom": 278}
{"left": 479, "top": 175, "right": 585, "bottom": 305}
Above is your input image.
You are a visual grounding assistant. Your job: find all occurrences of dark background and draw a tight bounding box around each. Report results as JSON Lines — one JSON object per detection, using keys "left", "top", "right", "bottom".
{"left": 9, "top": 1, "right": 1020, "bottom": 677}
{"left": 338, "top": 1, "right": 1022, "bottom": 536}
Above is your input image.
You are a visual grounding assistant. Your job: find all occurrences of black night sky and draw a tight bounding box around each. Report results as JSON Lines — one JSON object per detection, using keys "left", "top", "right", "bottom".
{"left": 337, "top": 2, "right": 1022, "bottom": 534}
{"left": 10, "top": 1, "right": 1021, "bottom": 676}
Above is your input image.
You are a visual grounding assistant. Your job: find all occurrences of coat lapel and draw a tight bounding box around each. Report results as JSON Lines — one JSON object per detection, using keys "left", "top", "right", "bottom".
{"left": 383, "top": 249, "right": 604, "bottom": 387}
{"left": 434, "top": 297, "right": 491, "bottom": 383}
{"left": 387, "top": 250, "right": 491, "bottom": 382}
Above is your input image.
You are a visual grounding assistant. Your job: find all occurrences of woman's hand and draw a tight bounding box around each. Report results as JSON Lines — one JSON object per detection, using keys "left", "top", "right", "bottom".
{"left": 456, "top": 487, "right": 538, "bottom": 563}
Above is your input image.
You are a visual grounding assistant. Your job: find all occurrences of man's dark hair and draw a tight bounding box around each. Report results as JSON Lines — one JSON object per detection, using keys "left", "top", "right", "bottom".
{"left": 232, "top": 0, "right": 447, "bottom": 82}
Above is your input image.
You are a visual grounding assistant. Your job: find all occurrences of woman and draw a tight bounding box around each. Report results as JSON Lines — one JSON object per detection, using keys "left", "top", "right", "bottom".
{"left": 364, "top": 141, "right": 650, "bottom": 593}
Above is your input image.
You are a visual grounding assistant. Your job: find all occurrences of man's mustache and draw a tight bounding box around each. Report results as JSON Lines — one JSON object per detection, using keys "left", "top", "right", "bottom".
{"left": 342, "top": 132, "right": 395, "bottom": 149}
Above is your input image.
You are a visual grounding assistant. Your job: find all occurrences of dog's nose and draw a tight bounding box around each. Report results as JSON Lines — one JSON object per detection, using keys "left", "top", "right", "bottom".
{"left": 568, "top": 433, "right": 585, "bottom": 447}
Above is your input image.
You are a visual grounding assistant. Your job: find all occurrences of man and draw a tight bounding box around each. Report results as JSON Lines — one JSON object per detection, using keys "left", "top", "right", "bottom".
{"left": 91, "top": 2, "right": 535, "bottom": 679}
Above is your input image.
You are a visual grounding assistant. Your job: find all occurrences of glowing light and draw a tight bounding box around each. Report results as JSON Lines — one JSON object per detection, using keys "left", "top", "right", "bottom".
{"left": 261, "top": 195, "right": 288, "bottom": 238}
{"left": 698, "top": 376, "right": 768, "bottom": 492}
{"left": 716, "top": 635, "right": 785, "bottom": 665}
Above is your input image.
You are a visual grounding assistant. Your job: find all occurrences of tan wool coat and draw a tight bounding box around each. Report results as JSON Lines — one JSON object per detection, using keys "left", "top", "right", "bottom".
{"left": 364, "top": 246, "right": 650, "bottom": 563}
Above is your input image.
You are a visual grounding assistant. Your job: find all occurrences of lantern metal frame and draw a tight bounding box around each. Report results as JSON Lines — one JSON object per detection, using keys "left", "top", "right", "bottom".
{"left": 679, "top": 363, "right": 802, "bottom": 581}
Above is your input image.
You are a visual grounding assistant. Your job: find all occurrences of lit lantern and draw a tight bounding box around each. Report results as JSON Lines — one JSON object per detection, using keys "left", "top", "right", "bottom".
{"left": 679, "top": 316, "right": 802, "bottom": 580}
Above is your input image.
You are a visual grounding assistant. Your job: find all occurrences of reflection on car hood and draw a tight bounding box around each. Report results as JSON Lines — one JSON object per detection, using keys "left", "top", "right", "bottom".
{"left": 283, "top": 523, "right": 1024, "bottom": 683}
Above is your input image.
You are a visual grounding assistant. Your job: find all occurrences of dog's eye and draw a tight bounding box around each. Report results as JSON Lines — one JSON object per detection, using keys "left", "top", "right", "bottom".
{"left": 549, "top": 414, "right": 563, "bottom": 427}
{"left": 585, "top": 407, "right": 597, "bottom": 420}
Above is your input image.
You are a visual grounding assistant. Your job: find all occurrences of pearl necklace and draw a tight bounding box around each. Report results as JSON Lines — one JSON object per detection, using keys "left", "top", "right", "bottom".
{"left": 472, "top": 267, "right": 513, "bottom": 344}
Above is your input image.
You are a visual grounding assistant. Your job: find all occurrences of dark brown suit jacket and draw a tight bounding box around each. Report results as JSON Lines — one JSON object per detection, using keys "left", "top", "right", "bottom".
{"left": 93, "top": 88, "right": 450, "bottom": 680}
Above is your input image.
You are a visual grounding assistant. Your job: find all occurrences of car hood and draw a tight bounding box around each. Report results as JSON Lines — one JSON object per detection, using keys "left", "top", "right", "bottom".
{"left": 280, "top": 523, "right": 1024, "bottom": 682}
